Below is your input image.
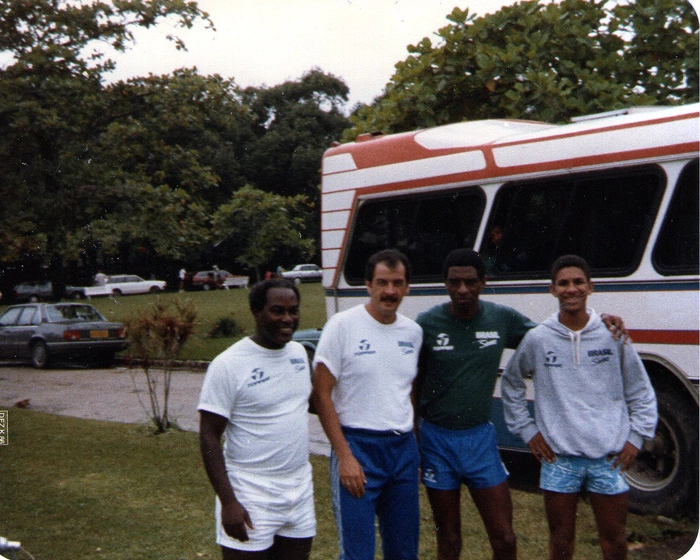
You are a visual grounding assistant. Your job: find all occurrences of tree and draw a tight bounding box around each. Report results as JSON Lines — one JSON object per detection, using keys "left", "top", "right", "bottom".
{"left": 0, "top": 0, "right": 212, "bottom": 276}
{"left": 346, "top": 0, "right": 699, "bottom": 138}
{"left": 241, "top": 69, "right": 350, "bottom": 202}
{"left": 212, "top": 185, "right": 316, "bottom": 281}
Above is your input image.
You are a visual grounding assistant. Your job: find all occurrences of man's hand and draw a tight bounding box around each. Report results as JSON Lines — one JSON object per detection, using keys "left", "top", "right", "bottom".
{"left": 221, "top": 500, "right": 255, "bottom": 542}
{"left": 611, "top": 441, "right": 640, "bottom": 472}
{"left": 339, "top": 454, "right": 368, "bottom": 498}
{"left": 600, "top": 313, "right": 630, "bottom": 342}
{"left": 527, "top": 432, "right": 556, "bottom": 463}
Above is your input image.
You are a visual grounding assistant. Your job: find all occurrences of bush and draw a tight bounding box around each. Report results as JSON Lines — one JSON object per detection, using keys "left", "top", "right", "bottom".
{"left": 208, "top": 316, "right": 242, "bottom": 338}
{"left": 125, "top": 299, "right": 198, "bottom": 432}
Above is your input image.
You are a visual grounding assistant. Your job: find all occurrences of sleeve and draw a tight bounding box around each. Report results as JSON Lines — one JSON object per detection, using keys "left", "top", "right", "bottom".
{"left": 197, "top": 355, "right": 237, "bottom": 420}
{"left": 501, "top": 333, "right": 538, "bottom": 445}
{"left": 619, "top": 341, "right": 658, "bottom": 449}
{"left": 505, "top": 308, "right": 538, "bottom": 349}
{"left": 312, "top": 313, "right": 343, "bottom": 379}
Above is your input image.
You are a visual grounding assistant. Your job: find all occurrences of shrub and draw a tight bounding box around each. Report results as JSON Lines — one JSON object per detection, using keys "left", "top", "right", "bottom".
{"left": 208, "top": 316, "right": 242, "bottom": 339}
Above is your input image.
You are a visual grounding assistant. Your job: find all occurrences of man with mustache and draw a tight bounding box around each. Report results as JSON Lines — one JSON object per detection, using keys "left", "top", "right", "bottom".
{"left": 312, "top": 249, "right": 423, "bottom": 560}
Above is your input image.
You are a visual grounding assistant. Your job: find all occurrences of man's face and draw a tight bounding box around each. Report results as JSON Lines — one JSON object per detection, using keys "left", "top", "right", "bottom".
{"left": 550, "top": 266, "right": 593, "bottom": 314}
{"left": 253, "top": 287, "right": 300, "bottom": 349}
{"left": 365, "top": 262, "right": 409, "bottom": 322}
{"left": 445, "top": 266, "right": 485, "bottom": 317}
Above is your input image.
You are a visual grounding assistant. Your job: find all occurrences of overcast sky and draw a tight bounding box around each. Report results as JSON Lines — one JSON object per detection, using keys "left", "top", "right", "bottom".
{"left": 106, "top": 0, "right": 523, "bottom": 108}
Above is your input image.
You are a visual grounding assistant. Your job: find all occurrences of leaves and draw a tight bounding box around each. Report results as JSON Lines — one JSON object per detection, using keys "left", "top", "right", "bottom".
{"left": 346, "top": 0, "right": 698, "bottom": 138}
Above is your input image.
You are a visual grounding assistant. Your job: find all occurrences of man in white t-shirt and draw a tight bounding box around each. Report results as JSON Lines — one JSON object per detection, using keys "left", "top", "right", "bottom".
{"left": 312, "top": 249, "right": 423, "bottom": 560}
{"left": 198, "top": 278, "right": 316, "bottom": 560}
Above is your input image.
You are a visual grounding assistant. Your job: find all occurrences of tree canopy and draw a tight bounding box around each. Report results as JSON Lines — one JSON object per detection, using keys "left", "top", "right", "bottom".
{"left": 0, "top": 0, "right": 348, "bottom": 287}
{"left": 346, "top": 0, "right": 699, "bottom": 138}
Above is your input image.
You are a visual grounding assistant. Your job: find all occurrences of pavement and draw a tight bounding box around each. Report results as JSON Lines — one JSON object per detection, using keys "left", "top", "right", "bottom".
{"left": 0, "top": 363, "right": 331, "bottom": 456}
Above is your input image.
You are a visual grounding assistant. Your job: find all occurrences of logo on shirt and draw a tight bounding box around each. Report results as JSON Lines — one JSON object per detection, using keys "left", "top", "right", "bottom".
{"left": 476, "top": 331, "right": 500, "bottom": 349}
{"left": 398, "top": 340, "right": 416, "bottom": 355}
{"left": 354, "top": 339, "right": 376, "bottom": 356}
{"left": 247, "top": 367, "right": 271, "bottom": 387}
{"left": 432, "top": 333, "right": 454, "bottom": 352}
{"left": 544, "top": 351, "right": 562, "bottom": 368}
{"left": 290, "top": 357, "right": 307, "bottom": 372}
{"left": 588, "top": 348, "right": 613, "bottom": 364}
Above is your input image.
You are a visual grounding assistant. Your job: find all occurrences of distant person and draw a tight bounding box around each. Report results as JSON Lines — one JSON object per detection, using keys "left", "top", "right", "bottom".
{"left": 312, "top": 249, "right": 422, "bottom": 560}
{"left": 502, "top": 254, "right": 656, "bottom": 560}
{"left": 94, "top": 271, "right": 107, "bottom": 286}
{"left": 198, "top": 278, "right": 316, "bottom": 559}
{"left": 179, "top": 268, "right": 187, "bottom": 292}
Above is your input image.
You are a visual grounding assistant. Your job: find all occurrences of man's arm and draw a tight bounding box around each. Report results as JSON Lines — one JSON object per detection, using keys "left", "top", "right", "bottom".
{"left": 311, "top": 362, "right": 367, "bottom": 498}
{"left": 199, "top": 410, "right": 254, "bottom": 541}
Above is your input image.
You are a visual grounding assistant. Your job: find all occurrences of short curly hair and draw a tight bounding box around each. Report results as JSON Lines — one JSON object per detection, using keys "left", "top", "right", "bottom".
{"left": 248, "top": 278, "right": 300, "bottom": 313}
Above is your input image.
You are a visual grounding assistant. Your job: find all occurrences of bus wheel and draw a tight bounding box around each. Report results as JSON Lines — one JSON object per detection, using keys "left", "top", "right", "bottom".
{"left": 626, "top": 382, "right": 698, "bottom": 516}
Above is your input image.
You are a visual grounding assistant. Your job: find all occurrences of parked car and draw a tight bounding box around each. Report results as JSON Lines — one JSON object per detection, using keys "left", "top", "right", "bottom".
{"left": 281, "top": 264, "right": 322, "bottom": 284}
{"left": 189, "top": 270, "right": 249, "bottom": 290}
{"left": 0, "top": 303, "right": 129, "bottom": 368}
{"left": 13, "top": 280, "right": 86, "bottom": 302}
{"left": 83, "top": 275, "right": 167, "bottom": 297}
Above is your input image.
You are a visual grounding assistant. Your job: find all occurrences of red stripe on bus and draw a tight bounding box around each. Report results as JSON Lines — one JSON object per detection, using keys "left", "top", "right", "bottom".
{"left": 629, "top": 330, "right": 700, "bottom": 345}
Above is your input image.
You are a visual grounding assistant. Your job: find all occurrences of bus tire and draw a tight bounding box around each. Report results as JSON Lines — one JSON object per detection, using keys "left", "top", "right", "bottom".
{"left": 626, "top": 382, "right": 698, "bottom": 516}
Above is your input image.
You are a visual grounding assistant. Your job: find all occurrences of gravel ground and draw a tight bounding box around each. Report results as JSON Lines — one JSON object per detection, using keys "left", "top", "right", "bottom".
{"left": 0, "top": 363, "right": 331, "bottom": 456}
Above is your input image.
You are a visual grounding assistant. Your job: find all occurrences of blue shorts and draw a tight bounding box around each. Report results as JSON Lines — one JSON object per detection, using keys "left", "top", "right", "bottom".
{"left": 419, "top": 420, "right": 509, "bottom": 491}
{"left": 540, "top": 455, "right": 630, "bottom": 495}
{"left": 332, "top": 427, "right": 420, "bottom": 560}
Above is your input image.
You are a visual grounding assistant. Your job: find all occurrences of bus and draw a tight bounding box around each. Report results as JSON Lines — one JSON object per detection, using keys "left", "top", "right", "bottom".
{"left": 296, "top": 102, "right": 699, "bottom": 516}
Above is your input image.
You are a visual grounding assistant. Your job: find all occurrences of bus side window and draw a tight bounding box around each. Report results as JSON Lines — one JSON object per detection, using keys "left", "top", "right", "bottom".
{"left": 344, "top": 189, "right": 485, "bottom": 284}
{"left": 481, "top": 166, "right": 665, "bottom": 279}
{"left": 652, "top": 160, "right": 699, "bottom": 276}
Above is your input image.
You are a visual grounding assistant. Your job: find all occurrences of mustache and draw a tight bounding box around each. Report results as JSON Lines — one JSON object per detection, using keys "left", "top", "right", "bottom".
{"left": 380, "top": 295, "right": 399, "bottom": 303}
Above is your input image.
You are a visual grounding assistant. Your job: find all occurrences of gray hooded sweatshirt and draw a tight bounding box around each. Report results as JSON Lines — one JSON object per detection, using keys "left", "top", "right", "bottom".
{"left": 501, "top": 309, "right": 657, "bottom": 458}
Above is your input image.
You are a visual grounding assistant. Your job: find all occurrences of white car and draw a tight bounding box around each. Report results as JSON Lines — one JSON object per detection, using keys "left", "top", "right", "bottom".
{"left": 84, "top": 275, "right": 167, "bottom": 297}
{"left": 281, "top": 264, "right": 322, "bottom": 284}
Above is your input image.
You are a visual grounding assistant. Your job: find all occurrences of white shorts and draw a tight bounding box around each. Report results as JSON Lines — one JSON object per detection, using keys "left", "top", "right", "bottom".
{"left": 215, "top": 464, "right": 316, "bottom": 552}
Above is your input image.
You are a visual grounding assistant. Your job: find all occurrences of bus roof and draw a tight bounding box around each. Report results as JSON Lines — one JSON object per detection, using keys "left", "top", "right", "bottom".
{"left": 322, "top": 103, "right": 699, "bottom": 194}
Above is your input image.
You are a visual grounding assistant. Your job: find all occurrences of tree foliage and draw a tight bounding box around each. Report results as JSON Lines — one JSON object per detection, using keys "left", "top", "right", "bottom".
{"left": 346, "top": 0, "right": 699, "bottom": 138}
{"left": 241, "top": 69, "right": 349, "bottom": 201}
{"left": 212, "top": 186, "right": 316, "bottom": 281}
{"left": 0, "top": 1, "right": 347, "bottom": 283}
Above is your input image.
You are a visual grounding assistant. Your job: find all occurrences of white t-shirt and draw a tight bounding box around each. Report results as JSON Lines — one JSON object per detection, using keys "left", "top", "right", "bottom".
{"left": 198, "top": 337, "right": 312, "bottom": 476}
{"left": 313, "top": 305, "right": 422, "bottom": 433}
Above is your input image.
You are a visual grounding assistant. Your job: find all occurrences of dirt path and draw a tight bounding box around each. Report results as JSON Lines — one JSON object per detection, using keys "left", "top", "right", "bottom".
{"left": 0, "top": 363, "right": 331, "bottom": 455}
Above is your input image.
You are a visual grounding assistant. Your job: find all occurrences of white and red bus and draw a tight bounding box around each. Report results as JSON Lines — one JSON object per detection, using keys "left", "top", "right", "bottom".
{"left": 297, "top": 103, "right": 699, "bottom": 515}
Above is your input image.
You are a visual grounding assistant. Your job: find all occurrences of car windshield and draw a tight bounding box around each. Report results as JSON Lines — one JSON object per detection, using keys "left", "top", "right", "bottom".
{"left": 46, "top": 304, "right": 104, "bottom": 322}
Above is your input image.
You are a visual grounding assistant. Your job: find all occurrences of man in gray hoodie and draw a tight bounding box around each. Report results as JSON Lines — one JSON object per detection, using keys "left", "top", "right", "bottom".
{"left": 501, "top": 254, "right": 657, "bottom": 560}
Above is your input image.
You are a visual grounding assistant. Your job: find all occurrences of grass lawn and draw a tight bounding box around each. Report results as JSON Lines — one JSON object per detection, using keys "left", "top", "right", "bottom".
{"left": 84, "top": 283, "right": 327, "bottom": 362}
{"left": 1, "top": 410, "right": 696, "bottom": 560}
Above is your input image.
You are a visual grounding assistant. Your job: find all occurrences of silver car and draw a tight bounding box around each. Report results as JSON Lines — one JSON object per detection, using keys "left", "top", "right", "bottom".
{"left": 281, "top": 264, "right": 322, "bottom": 284}
{"left": 0, "top": 303, "right": 129, "bottom": 368}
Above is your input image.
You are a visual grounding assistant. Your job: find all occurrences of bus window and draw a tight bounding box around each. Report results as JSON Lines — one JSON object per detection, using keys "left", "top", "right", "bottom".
{"left": 481, "top": 166, "right": 665, "bottom": 279}
{"left": 344, "top": 189, "right": 485, "bottom": 284}
{"left": 652, "top": 159, "right": 699, "bottom": 276}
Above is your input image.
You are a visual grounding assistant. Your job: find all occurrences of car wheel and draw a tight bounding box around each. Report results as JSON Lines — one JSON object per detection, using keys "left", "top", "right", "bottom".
{"left": 293, "top": 277, "right": 302, "bottom": 285}
{"left": 29, "top": 295, "right": 39, "bottom": 303}
{"left": 149, "top": 286, "right": 160, "bottom": 293}
{"left": 202, "top": 284, "right": 210, "bottom": 291}
{"left": 31, "top": 341, "right": 50, "bottom": 369}
{"left": 112, "top": 289, "right": 122, "bottom": 296}
{"left": 72, "top": 291, "right": 84, "bottom": 300}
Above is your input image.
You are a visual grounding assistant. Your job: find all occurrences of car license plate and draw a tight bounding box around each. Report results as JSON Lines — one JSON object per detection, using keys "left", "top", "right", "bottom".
{"left": 90, "top": 330, "right": 109, "bottom": 339}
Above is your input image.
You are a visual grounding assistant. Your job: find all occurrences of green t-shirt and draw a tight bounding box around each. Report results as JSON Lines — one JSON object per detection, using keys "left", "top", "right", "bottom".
{"left": 417, "top": 300, "right": 536, "bottom": 430}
